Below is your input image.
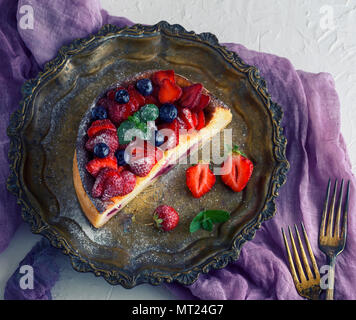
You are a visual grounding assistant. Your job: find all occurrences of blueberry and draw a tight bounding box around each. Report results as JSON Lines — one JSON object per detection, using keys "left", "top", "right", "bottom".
{"left": 94, "top": 143, "right": 110, "bottom": 158}
{"left": 91, "top": 106, "right": 107, "bottom": 120}
{"left": 115, "top": 89, "right": 130, "bottom": 104}
{"left": 115, "top": 149, "right": 127, "bottom": 166}
{"left": 155, "top": 130, "right": 165, "bottom": 147}
{"left": 159, "top": 103, "right": 178, "bottom": 123}
{"left": 136, "top": 78, "right": 153, "bottom": 96}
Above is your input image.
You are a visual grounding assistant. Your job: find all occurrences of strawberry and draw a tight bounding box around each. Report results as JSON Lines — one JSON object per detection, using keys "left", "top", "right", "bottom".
{"left": 127, "top": 85, "right": 145, "bottom": 110}
{"left": 152, "top": 70, "right": 175, "bottom": 85}
{"left": 186, "top": 162, "right": 216, "bottom": 198}
{"left": 120, "top": 170, "right": 137, "bottom": 195}
{"left": 91, "top": 168, "right": 117, "bottom": 198}
{"left": 86, "top": 156, "right": 118, "bottom": 177}
{"left": 85, "top": 129, "right": 119, "bottom": 153}
{"left": 179, "top": 83, "right": 203, "bottom": 109}
{"left": 126, "top": 140, "right": 163, "bottom": 177}
{"left": 193, "top": 94, "right": 210, "bottom": 113}
{"left": 158, "top": 79, "right": 182, "bottom": 104}
{"left": 87, "top": 119, "right": 116, "bottom": 138}
{"left": 221, "top": 146, "right": 254, "bottom": 192}
{"left": 101, "top": 170, "right": 124, "bottom": 201}
{"left": 178, "top": 108, "right": 195, "bottom": 130}
{"left": 144, "top": 94, "right": 159, "bottom": 106}
{"left": 191, "top": 112, "right": 198, "bottom": 128}
{"left": 158, "top": 118, "right": 179, "bottom": 150}
{"left": 107, "top": 99, "right": 133, "bottom": 125}
{"left": 153, "top": 205, "right": 179, "bottom": 231}
{"left": 195, "top": 110, "right": 205, "bottom": 130}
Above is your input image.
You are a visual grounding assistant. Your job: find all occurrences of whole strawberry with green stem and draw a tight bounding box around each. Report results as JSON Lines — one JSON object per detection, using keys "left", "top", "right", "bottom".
{"left": 221, "top": 145, "right": 254, "bottom": 192}
{"left": 153, "top": 205, "right": 179, "bottom": 232}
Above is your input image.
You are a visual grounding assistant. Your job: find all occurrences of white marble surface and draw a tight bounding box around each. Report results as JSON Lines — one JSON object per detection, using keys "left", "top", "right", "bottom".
{"left": 1, "top": 0, "right": 355, "bottom": 300}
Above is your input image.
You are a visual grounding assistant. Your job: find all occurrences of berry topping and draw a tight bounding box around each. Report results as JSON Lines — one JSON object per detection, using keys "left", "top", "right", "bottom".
{"left": 139, "top": 104, "right": 159, "bottom": 122}
{"left": 87, "top": 119, "right": 116, "bottom": 138}
{"left": 107, "top": 99, "right": 133, "bottom": 125}
{"left": 136, "top": 78, "right": 153, "bottom": 97}
{"left": 85, "top": 129, "right": 119, "bottom": 153}
{"left": 127, "top": 85, "right": 145, "bottom": 109}
{"left": 93, "top": 143, "right": 110, "bottom": 158}
{"left": 153, "top": 205, "right": 179, "bottom": 232}
{"left": 86, "top": 156, "right": 118, "bottom": 177}
{"left": 126, "top": 140, "right": 163, "bottom": 177}
{"left": 120, "top": 170, "right": 137, "bottom": 195}
{"left": 115, "top": 149, "right": 127, "bottom": 166}
{"left": 178, "top": 108, "right": 195, "bottom": 130}
{"left": 186, "top": 162, "right": 216, "bottom": 198}
{"left": 191, "top": 112, "right": 198, "bottom": 128}
{"left": 179, "top": 83, "right": 203, "bottom": 110}
{"left": 101, "top": 170, "right": 124, "bottom": 201}
{"left": 193, "top": 94, "right": 211, "bottom": 113}
{"left": 115, "top": 89, "right": 130, "bottom": 104}
{"left": 154, "top": 130, "right": 165, "bottom": 147}
{"left": 91, "top": 168, "right": 116, "bottom": 198}
{"left": 157, "top": 118, "right": 179, "bottom": 150}
{"left": 91, "top": 106, "right": 107, "bottom": 120}
{"left": 152, "top": 70, "right": 175, "bottom": 85}
{"left": 159, "top": 103, "right": 178, "bottom": 123}
{"left": 158, "top": 79, "right": 182, "bottom": 104}
{"left": 221, "top": 146, "right": 254, "bottom": 192}
{"left": 195, "top": 110, "right": 206, "bottom": 130}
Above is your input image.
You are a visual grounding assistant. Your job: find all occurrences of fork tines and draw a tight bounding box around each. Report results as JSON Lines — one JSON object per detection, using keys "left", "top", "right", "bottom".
{"left": 282, "top": 223, "right": 321, "bottom": 300}
{"left": 320, "top": 179, "right": 350, "bottom": 240}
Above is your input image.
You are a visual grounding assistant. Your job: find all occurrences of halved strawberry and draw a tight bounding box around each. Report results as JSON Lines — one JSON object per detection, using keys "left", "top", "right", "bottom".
{"left": 107, "top": 99, "right": 133, "bottom": 125}
{"left": 186, "top": 162, "right": 216, "bottom": 198}
{"left": 221, "top": 146, "right": 254, "bottom": 192}
{"left": 87, "top": 119, "right": 116, "bottom": 138}
{"left": 178, "top": 108, "right": 195, "bottom": 130}
{"left": 126, "top": 140, "right": 163, "bottom": 177}
{"left": 193, "top": 94, "right": 211, "bottom": 113}
{"left": 191, "top": 112, "right": 198, "bottom": 128}
{"left": 145, "top": 94, "right": 159, "bottom": 106}
{"left": 91, "top": 168, "right": 117, "bottom": 198}
{"left": 158, "top": 79, "right": 182, "bottom": 104}
{"left": 86, "top": 156, "right": 118, "bottom": 177}
{"left": 85, "top": 129, "right": 119, "bottom": 153}
{"left": 127, "top": 85, "right": 145, "bottom": 110}
{"left": 158, "top": 118, "right": 179, "bottom": 150}
{"left": 179, "top": 83, "right": 203, "bottom": 109}
{"left": 101, "top": 170, "right": 124, "bottom": 201}
{"left": 195, "top": 110, "right": 206, "bottom": 130}
{"left": 152, "top": 70, "right": 175, "bottom": 85}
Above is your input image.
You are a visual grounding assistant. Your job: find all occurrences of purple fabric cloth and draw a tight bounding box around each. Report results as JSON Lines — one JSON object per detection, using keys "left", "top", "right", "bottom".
{"left": 1, "top": 0, "right": 355, "bottom": 300}
{"left": 4, "top": 239, "right": 59, "bottom": 300}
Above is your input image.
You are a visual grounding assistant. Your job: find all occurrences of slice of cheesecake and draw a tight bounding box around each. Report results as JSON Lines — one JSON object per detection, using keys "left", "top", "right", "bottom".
{"left": 73, "top": 71, "right": 232, "bottom": 228}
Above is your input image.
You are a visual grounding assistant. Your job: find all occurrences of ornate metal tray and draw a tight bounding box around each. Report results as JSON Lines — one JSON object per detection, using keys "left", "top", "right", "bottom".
{"left": 7, "top": 22, "right": 289, "bottom": 288}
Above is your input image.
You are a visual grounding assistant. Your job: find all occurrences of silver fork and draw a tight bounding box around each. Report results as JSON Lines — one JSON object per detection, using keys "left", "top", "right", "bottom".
{"left": 319, "top": 179, "right": 350, "bottom": 300}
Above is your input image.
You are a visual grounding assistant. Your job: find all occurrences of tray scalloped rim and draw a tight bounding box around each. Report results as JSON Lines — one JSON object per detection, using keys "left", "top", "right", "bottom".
{"left": 7, "top": 21, "right": 290, "bottom": 288}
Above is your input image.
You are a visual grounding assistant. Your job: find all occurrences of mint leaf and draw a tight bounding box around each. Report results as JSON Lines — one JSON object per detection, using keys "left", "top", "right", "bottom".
{"left": 189, "top": 211, "right": 205, "bottom": 233}
{"left": 202, "top": 217, "right": 213, "bottom": 232}
{"left": 203, "top": 210, "right": 230, "bottom": 223}
{"left": 189, "top": 210, "right": 230, "bottom": 233}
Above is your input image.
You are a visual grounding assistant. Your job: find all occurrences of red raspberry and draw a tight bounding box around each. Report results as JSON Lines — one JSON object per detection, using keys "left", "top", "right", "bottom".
{"left": 153, "top": 205, "right": 179, "bottom": 231}
{"left": 101, "top": 170, "right": 124, "bottom": 201}
{"left": 107, "top": 100, "right": 133, "bottom": 125}
{"left": 120, "top": 170, "right": 136, "bottom": 195}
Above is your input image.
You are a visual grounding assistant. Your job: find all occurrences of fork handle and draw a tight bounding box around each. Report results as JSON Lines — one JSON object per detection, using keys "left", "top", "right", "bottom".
{"left": 326, "top": 256, "right": 336, "bottom": 300}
